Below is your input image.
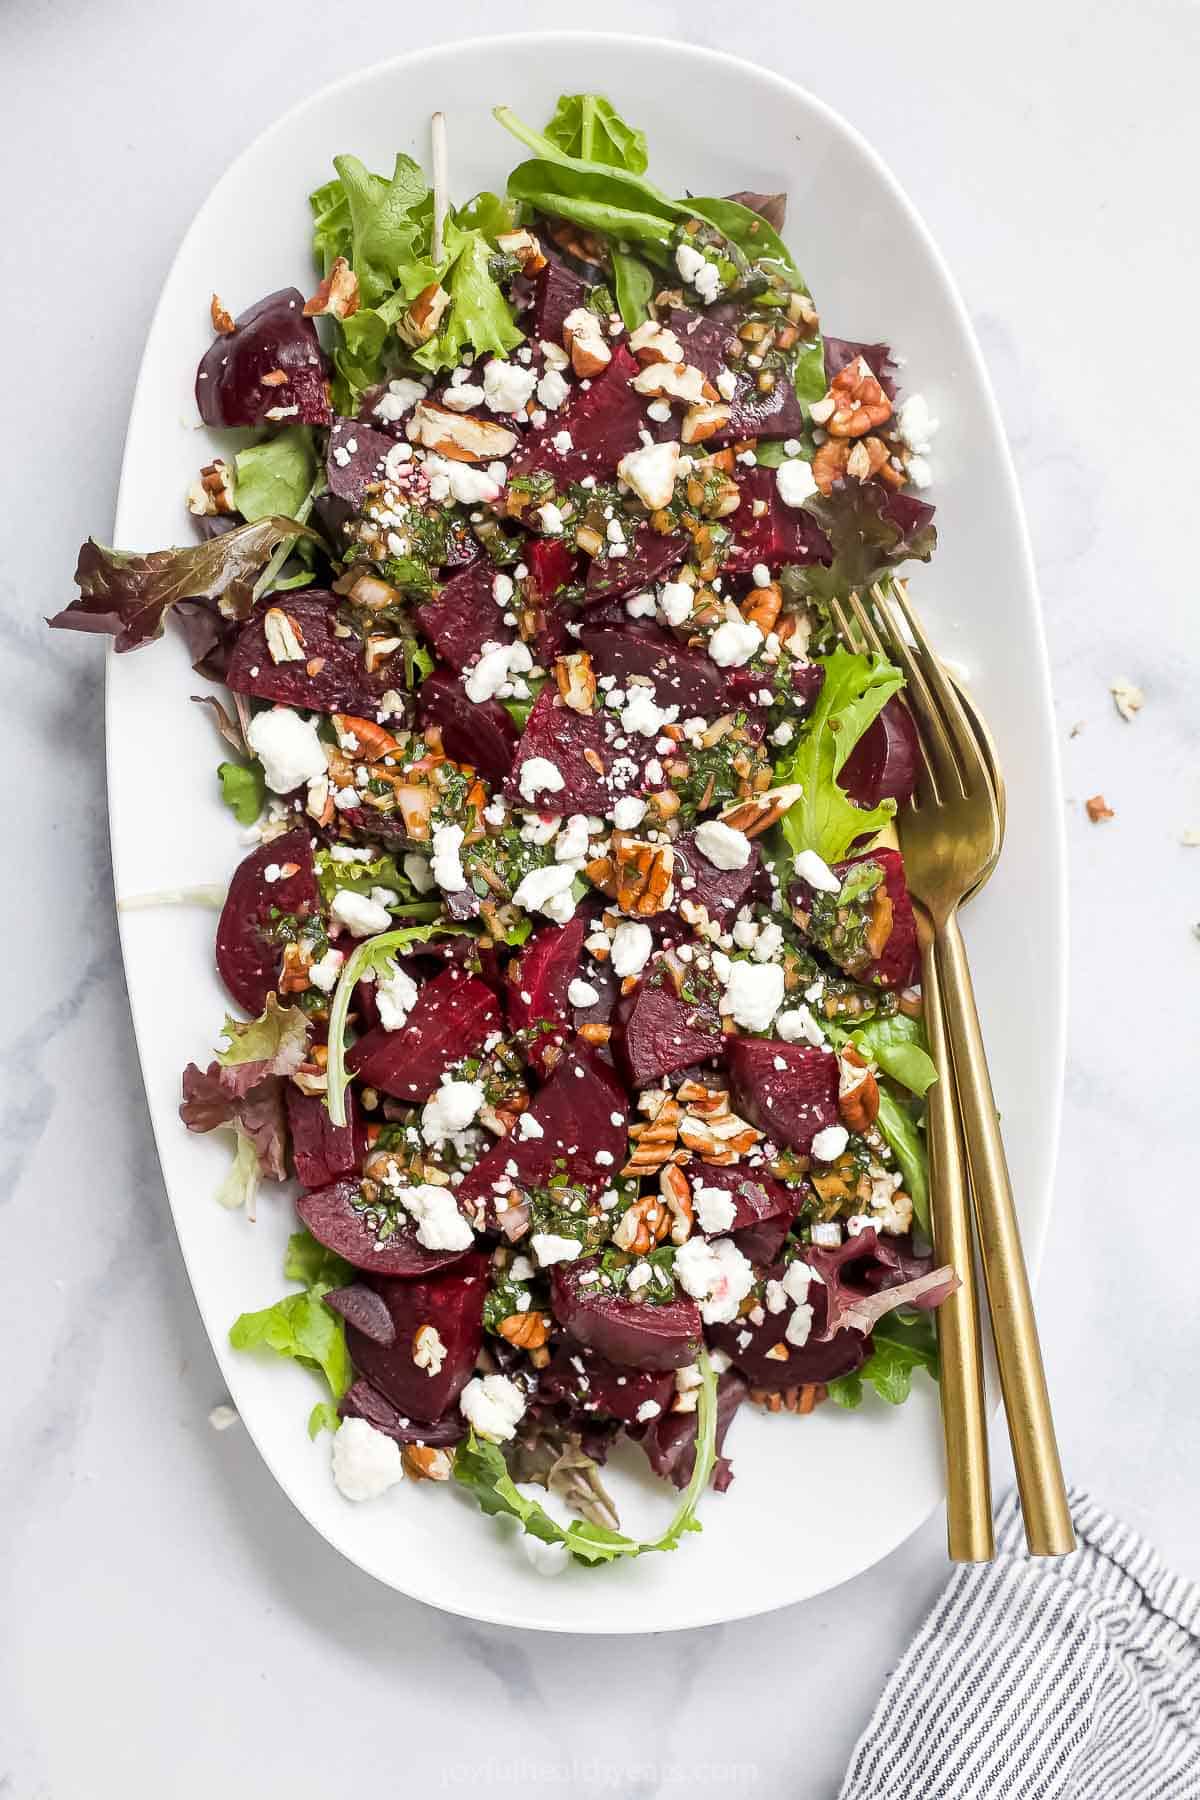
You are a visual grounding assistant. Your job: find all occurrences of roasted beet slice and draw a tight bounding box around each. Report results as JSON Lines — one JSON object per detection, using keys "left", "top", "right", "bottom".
{"left": 457, "top": 1041, "right": 628, "bottom": 1215}
{"left": 727, "top": 1038, "right": 839, "bottom": 1153}
{"left": 830, "top": 847, "right": 919, "bottom": 989}
{"left": 525, "top": 536, "right": 577, "bottom": 602}
{"left": 636, "top": 1368, "right": 748, "bottom": 1492}
{"left": 841, "top": 696, "right": 919, "bottom": 810}
{"left": 724, "top": 465, "right": 831, "bottom": 574}
{"left": 343, "top": 1257, "right": 489, "bottom": 1423}
{"left": 613, "top": 959, "right": 726, "bottom": 1089}
{"left": 506, "top": 916, "right": 587, "bottom": 1075}
{"left": 583, "top": 524, "right": 689, "bottom": 602}
{"left": 551, "top": 1261, "right": 702, "bottom": 1371}
{"left": 538, "top": 1341, "right": 675, "bottom": 1424}
{"left": 579, "top": 620, "right": 729, "bottom": 716}
{"left": 339, "top": 1378, "right": 465, "bottom": 1445}
{"left": 670, "top": 826, "right": 763, "bottom": 930}
{"left": 415, "top": 559, "right": 511, "bottom": 672}
{"left": 286, "top": 1085, "right": 364, "bottom": 1190}
{"left": 507, "top": 344, "right": 643, "bottom": 486}
{"left": 661, "top": 307, "right": 805, "bottom": 443}
{"left": 226, "top": 592, "right": 385, "bottom": 716}
{"left": 215, "top": 830, "right": 318, "bottom": 1015}
{"left": 296, "top": 1177, "right": 473, "bottom": 1277}
{"left": 196, "top": 287, "right": 331, "bottom": 428}
{"left": 503, "top": 687, "right": 611, "bottom": 814}
{"left": 417, "top": 667, "right": 517, "bottom": 786}
{"left": 686, "top": 1164, "right": 801, "bottom": 1263}
{"left": 346, "top": 968, "right": 502, "bottom": 1102}
{"left": 824, "top": 336, "right": 899, "bottom": 402}
{"left": 531, "top": 254, "right": 590, "bottom": 344}
{"left": 326, "top": 417, "right": 395, "bottom": 504}
{"left": 707, "top": 1267, "right": 868, "bottom": 1387}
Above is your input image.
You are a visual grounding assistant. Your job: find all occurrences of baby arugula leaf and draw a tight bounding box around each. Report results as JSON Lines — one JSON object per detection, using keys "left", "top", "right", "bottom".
{"left": 542, "top": 93, "right": 649, "bottom": 172}
{"left": 453, "top": 1352, "right": 718, "bottom": 1565}
{"left": 232, "top": 426, "right": 318, "bottom": 524}
{"left": 775, "top": 647, "right": 904, "bottom": 863}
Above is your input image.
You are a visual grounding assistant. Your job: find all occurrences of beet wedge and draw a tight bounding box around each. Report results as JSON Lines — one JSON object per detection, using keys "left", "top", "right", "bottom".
{"left": 215, "top": 829, "right": 319, "bottom": 1016}
{"left": 685, "top": 1164, "right": 801, "bottom": 1264}
{"left": 296, "top": 1177, "right": 474, "bottom": 1277}
{"left": 830, "top": 847, "right": 919, "bottom": 989}
{"left": 339, "top": 1378, "right": 465, "bottom": 1446}
{"left": 417, "top": 667, "right": 517, "bottom": 786}
{"left": 503, "top": 686, "right": 612, "bottom": 814}
{"left": 457, "top": 1040, "right": 628, "bottom": 1217}
{"left": 286, "top": 1085, "right": 364, "bottom": 1191}
{"left": 551, "top": 1261, "right": 702, "bottom": 1371}
{"left": 226, "top": 592, "right": 386, "bottom": 716}
{"left": 613, "top": 958, "right": 726, "bottom": 1089}
{"left": 346, "top": 968, "right": 501, "bottom": 1103}
{"left": 507, "top": 344, "right": 643, "bottom": 487}
{"left": 727, "top": 1037, "right": 839, "bottom": 1154}
{"left": 539, "top": 1341, "right": 676, "bottom": 1425}
{"left": 579, "top": 621, "right": 728, "bottom": 717}
{"left": 339, "top": 1257, "right": 489, "bottom": 1424}
{"left": 415, "top": 559, "right": 512, "bottom": 672}
{"left": 724, "top": 465, "right": 831, "bottom": 573}
{"left": 506, "top": 915, "right": 587, "bottom": 1075}
{"left": 707, "top": 1267, "right": 868, "bottom": 1387}
{"left": 196, "top": 287, "right": 331, "bottom": 428}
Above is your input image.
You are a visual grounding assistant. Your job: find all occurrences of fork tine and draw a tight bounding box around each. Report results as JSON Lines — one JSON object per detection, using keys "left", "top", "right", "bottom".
{"left": 829, "top": 598, "right": 863, "bottom": 654}
{"left": 885, "top": 581, "right": 990, "bottom": 790}
{"left": 859, "top": 584, "right": 963, "bottom": 798}
{"left": 845, "top": 590, "right": 888, "bottom": 660}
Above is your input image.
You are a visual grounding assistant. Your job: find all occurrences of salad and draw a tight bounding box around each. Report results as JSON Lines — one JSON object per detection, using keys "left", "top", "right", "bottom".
{"left": 52, "top": 93, "right": 957, "bottom": 1572}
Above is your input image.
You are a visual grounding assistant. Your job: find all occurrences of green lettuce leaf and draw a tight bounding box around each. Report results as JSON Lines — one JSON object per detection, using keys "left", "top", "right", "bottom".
{"left": 542, "top": 93, "right": 649, "bottom": 172}
{"left": 215, "top": 994, "right": 310, "bottom": 1086}
{"left": 313, "top": 847, "right": 413, "bottom": 908}
{"left": 332, "top": 152, "right": 431, "bottom": 306}
{"left": 309, "top": 175, "right": 351, "bottom": 274}
{"left": 230, "top": 1230, "right": 354, "bottom": 1408}
{"left": 775, "top": 647, "right": 904, "bottom": 862}
{"left": 454, "top": 189, "right": 519, "bottom": 239}
{"left": 413, "top": 224, "right": 524, "bottom": 371}
{"left": 827, "top": 1310, "right": 939, "bottom": 1409}
{"left": 233, "top": 427, "right": 318, "bottom": 523}
{"left": 49, "top": 516, "right": 319, "bottom": 654}
{"left": 217, "top": 759, "right": 266, "bottom": 826}
{"left": 453, "top": 1351, "right": 717, "bottom": 1565}
{"left": 308, "top": 1401, "right": 342, "bottom": 1438}
{"left": 875, "top": 1087, "right": 930, "bottom": 1234}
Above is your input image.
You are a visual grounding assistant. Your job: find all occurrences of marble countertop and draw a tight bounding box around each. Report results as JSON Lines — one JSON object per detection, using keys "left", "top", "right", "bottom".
{"left": 3, "top": 2, "right": 1197, "bottom": 1794}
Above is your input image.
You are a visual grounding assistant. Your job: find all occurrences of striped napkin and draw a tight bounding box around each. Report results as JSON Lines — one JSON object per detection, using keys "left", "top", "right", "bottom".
{"left": 839, "top": 1488, "right": 1200, "bottom": 1799}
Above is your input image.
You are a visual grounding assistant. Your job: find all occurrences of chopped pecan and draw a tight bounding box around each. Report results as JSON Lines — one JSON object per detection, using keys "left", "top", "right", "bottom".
{"left": 864, "top": 884, "right": 895, "bottom": 961}
{"left": 412, "top": 1324, "right": 446, "bottom": 1375}
{"left": 681, "top": 400, "right": 732, "bottom": 444}
{"left": 811, "top": 356, "right": 893, "bottom": 438}
{"left": 396, "top": 281, "right": 450, "bottom": 347}
{"left": 748, "top": 1383, "right": 827, "bottom": 1414}
{"left": 496, "top": 1310, "right": 551, "bottom": 1350}
{"left": 838, "top": 1044, "right": 880, "bottom": 1133}
{"left": 210, "top": 293, "right": 235, "bottom": 335}
{"left": 811, "top": 1151, "right": 872, "bottom": 1213}
{"left": 186, "top": 458, "right": 235, "bottom": 517}
{"left": 675, "top": 1080, "right": 761, "bottom": 1164}
{"left": 496, "top": 228, "right": 547, "bottom": 273}
{"left": 739, "top": 582, "right": 783, "bottom": 636}
{"left": 409, "top": 401, "right": 518, "bottom": 462}
{"left": 613, "top": 836, "right": 675, "bottom": 917}
{"left": 718, "top": 784, "right": 804, "bottom": 839}
{"left": 554, "top": 650, "right": 596, "bottom": 714}
{"left": 562, "top": 306, "right": 613, "bottom": 378}
{"left": 812, "top": 433, "right": 901, "bottom": 495}
{"left": 658, "top": 1163, "right": 695, "bottom": 1246}
{"left": 622, "top": 1091, "right": 685, "bottom": 1176}
{"left": 303, "top": 256, "right": 360, "bottom": 321}
{"left": 612, "top": 1192, "right": 672, "bottom": 1254}
{"left": 1086, "top": 794, "right": 1115, "bottom": 823}
{"left": 402, "top": 1443, "right": 455, "bottom": 1481}
{"left": 264, "top": 607, "right": 307, "bottom": 665}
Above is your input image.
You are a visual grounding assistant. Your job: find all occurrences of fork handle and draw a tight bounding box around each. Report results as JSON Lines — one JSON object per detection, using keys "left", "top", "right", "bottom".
{"left": 918, "top": 914, "right": 994, "bottom": 1561}
{"left": 936, "top": 913, "right": 1076, "bottom": 1557}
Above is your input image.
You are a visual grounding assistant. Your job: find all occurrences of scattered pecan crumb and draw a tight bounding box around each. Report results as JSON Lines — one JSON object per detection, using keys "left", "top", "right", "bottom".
{"left": 210, "top": 294, "right": 235, "bottom": 335}
{"left": 1110, "top": 678, "right": 1144, "bottom": 723}
{"left": 1069, "top": 720, "right": 1085, "bottom": 739}
{"left": 1085, "top": 794, "right": 1115, "bottom": 823}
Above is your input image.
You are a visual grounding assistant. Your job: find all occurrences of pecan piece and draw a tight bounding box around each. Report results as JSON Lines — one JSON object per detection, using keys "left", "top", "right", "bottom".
{"left": 186, "top": 458, "right": 235, "bottom": 517}
{"left": 303, "top": 255, "right": 361, "bottom": 321}
{"left": 496, "top": 1310, "right": 551, "bottom": 1350}
{"left": 748, "top": 1383, "right": 827, "bottom": 1414}
{"left": 612, "top": 1192, "right": 671, "bottom": 1254}
{"left": 658, "top": 1163, "right": 695, "bottom": 1246}
{"left": 718, "top": 784, "right": 804, "bottom": 839}
{"left": 613, "top": 836, "right": 675, "bottom": 917}
{"left": 554, "top": 650, "right": 596, "bottom": 714}
{"left": 210, "top": 293, "right": 235, "bottom": 335}
{"left": 675, "top": 1080, "right": 761, "bottom": 1164}
{"left": 396, "top": 281, "right": 451, "bottom": 347}
{"left": 810, "top": 356, "right": 893, "bottom": 438}
{"left": 402, "top": 1444, "right": 455, "bottom": 1482}
{"left": 837, "top": 1044, "right": 880, "bottom": 1133}
{"left": 264, "top": 607, "right": 306, "bottom": 665}
{"left": 622, "top": 1090, "right": 684, "bottom": 1176}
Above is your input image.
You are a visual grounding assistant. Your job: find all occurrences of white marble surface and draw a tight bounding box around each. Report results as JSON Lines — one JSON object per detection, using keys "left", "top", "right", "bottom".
{"left": 3, "top": 2, "right": 1198, "bottom": 1794}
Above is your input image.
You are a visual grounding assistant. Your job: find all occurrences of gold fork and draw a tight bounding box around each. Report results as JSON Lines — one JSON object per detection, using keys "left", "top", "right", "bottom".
{"left": 838, "top": 581, "right": 1074, "bottom": 1559}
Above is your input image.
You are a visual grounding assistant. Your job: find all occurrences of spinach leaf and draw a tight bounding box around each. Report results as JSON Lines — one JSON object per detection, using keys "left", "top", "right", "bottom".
{"left": 612, "top": 248, "right": 655, "bottom": 328}
{"left": 233, "top": 426, "right": 318, "bottom": 524}
{"left": 542, "top": 93, "right": 649, "bottom": 172}
{"left": 504, "top": 154, "right": 680, "bottom": 259}
{"left": 775, "top": 646, "right": 904, "bottom": 862}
